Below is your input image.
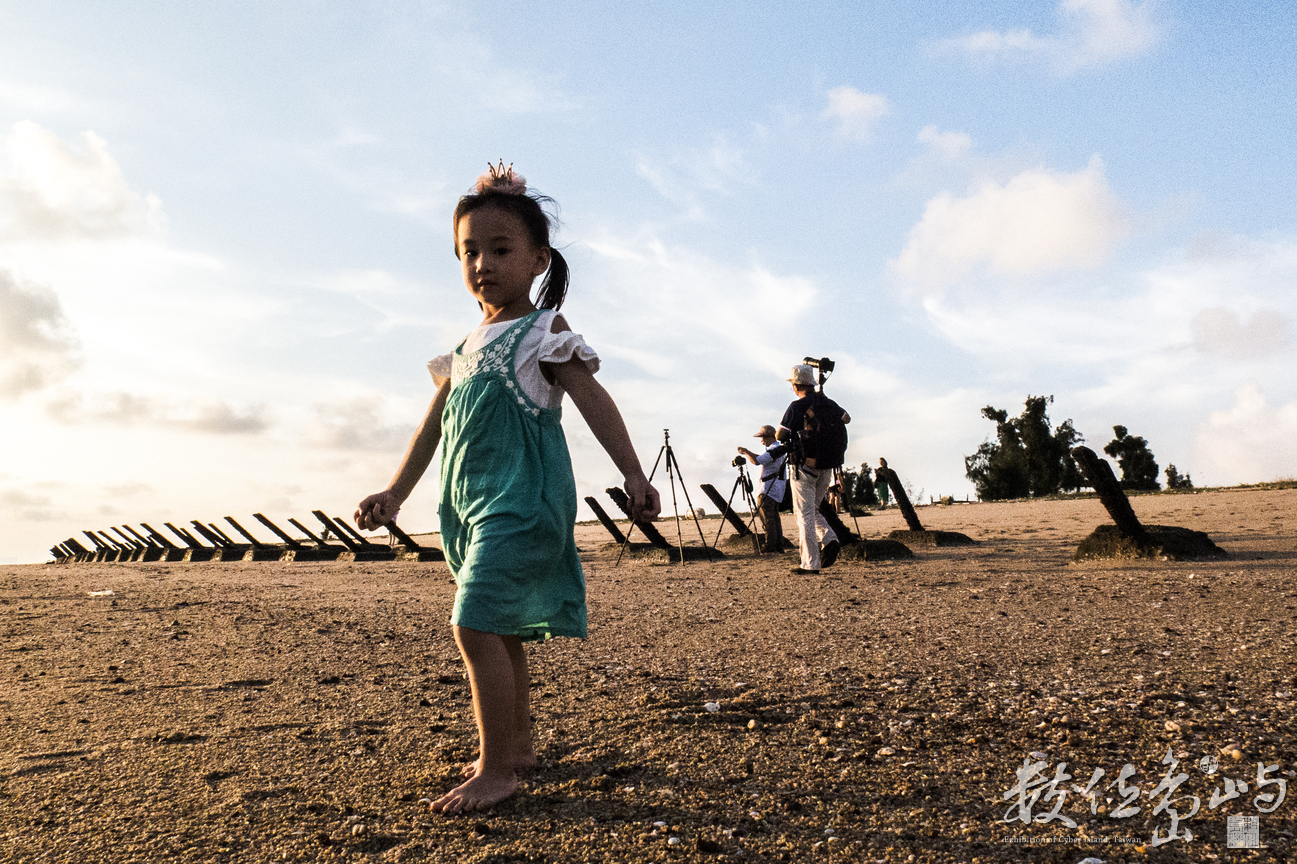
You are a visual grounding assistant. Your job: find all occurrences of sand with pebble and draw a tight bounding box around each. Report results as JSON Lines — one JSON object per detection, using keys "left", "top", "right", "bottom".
{"left": 3, "top": 486, "right": 1296, "bottom": 862}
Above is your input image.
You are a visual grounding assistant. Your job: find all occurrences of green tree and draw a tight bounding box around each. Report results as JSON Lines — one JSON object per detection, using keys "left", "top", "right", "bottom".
{"left": 1103, "top": 425, "right": 1160, "bottom": 490}
{"left": 838, "top": 463, "right": 878, "bottom": 511}
{"left": 965, "top": 396, "right": 1084, "bottom": 501}
{"left": 1165, "top": 464, "right": 1193, "bottom": 490}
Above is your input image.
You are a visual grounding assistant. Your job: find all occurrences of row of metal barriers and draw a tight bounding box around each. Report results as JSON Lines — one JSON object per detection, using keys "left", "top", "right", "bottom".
{"left": 48, "top": 510, "right": 444, "bottom": 564}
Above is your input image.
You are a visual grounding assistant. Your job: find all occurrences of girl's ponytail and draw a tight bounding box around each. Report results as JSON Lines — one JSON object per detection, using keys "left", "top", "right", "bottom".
{"left": 454, "top": 161, "right": 568, "bottom": 310}
{"left": 536, "top": 247, "right": 569, "bottom": 311}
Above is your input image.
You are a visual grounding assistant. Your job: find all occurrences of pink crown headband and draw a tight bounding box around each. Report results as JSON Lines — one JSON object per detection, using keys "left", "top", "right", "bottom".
{"left": 474, "top": 160, "right": 528, "bottom": 195}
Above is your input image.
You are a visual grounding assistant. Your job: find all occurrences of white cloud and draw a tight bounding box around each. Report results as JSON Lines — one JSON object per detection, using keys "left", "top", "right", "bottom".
{"left": 1195, "top": 384, "right": 1297, "bottom": 484}
{"left": 433, "top": 36, "right": 577, "bottom": 116}
{"left": 0, "top": 268, "right": 81, "bottom": 399}
{"left": 0, "top": 121, "right": 164, "bottom": 240}
{"left": 636, "top": 138, "right": 751, "bottom": 214}
{"left": 582, "top": 233, "right": 817, "bottom": 379}
{"left": 822, "top": 87, "right": 891, "bottom": 141}
{"left": 43, "top": 391, "right": 270, "bottom": 435}
{"left": 0, "top": 486, "right": 53, "bottom": 509}
{"left": 892, "top": 156, "right": 1130, "bottom": 294}
{"left": 1192, "top": 307, "right": 1292, "bottom": 360}
{"left": 916, "top": 125, "right": 973, "bottom": 161}
{"left": 1062, "top": 0, "right": 1159, "bottom": 63}
{"left": 0, "top": 80, "right": 84, "bottom": 114}
{"left": 309, "top": 395, "right": 414, "bottom": 452}
{"left": 936, "top": 0, "right": 1159, "bottom": 73}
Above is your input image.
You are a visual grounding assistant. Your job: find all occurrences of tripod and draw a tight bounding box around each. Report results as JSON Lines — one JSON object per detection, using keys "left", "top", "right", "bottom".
{"left": 617, "top": 429, "right": 712, "bottom": 566}
{"left": 832, "top": 465, "right": 865, "bottom": 542}
{"left": 712, "top": 460, "right": 764, "bottom": 553}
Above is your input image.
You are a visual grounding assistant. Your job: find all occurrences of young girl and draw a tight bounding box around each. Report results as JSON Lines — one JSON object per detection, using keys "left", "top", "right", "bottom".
{"left": 355, "top": 163, "right": 660, "bottom": 815}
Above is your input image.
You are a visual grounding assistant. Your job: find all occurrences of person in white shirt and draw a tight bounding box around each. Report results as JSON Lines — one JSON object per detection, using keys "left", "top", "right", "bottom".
{"left": 736, "top": 424, "right": 788, "bottom": 553}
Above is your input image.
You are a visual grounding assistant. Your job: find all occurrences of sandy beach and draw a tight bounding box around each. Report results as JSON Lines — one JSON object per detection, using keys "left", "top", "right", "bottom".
{"left": 3, "top": 487, "right": 1295, "bottom": 862}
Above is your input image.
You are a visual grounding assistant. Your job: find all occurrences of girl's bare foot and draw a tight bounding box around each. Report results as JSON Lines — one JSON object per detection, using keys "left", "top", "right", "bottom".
{"left": 460, "top": 750, "right": 538, "bottom": 779}
{"left": 430, "top": 770, "right": 518, "bottom": 815}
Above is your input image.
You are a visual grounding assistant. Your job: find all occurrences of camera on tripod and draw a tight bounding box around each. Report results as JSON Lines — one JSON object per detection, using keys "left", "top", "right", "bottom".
{"left": 802, "top": 356, "right": 834, "bottom": 391}
{"left": 731, "top": 454, "right": 747, "bottom": 468}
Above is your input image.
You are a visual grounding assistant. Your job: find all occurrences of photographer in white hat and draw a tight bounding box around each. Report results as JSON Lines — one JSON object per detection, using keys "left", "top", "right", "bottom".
{"left": 777, "top": 364, "right": 850, "bottom": 574}
{"left": 736, "top": 424, "right": 789, "bottom": 553}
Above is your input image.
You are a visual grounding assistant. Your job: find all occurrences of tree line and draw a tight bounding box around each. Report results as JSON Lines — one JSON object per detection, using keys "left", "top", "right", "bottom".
{"left": 963, "top": 396, "right": 1192, "bottom": 501}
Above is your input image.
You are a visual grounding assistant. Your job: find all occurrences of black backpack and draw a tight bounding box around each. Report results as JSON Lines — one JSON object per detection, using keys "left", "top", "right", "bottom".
{"left": 799, "top": 393, "right": 848, "bottom": 469}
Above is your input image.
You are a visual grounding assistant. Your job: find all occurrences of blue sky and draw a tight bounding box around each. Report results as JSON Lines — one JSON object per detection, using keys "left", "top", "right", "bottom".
{"left": 2, "top": 0, "right": 1295, "bottom": 563}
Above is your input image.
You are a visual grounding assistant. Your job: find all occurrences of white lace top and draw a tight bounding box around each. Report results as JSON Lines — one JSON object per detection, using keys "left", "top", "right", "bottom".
{"left": 427, "top": 310, "right": 600, "bottom": 409}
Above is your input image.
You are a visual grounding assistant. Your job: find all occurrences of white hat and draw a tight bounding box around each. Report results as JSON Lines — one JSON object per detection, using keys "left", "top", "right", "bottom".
{"left": 788, "top": 365, "right": 816, "bottom": 387}
{"left": 753, "top": 424, "right": 777, "bottom": 438}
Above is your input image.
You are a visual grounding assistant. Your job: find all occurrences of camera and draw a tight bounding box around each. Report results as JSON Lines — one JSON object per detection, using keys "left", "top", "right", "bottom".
{"left": 801, "top": 356, "right": 834, "bottom": 392}
{"left": 732, "top": 455, "right": 747, "bottom": 468}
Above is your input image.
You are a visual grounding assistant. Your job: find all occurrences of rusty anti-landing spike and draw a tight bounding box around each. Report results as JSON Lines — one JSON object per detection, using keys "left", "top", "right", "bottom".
{"left": 333, "top": 516, "right": 396, "bottom": 559}
{"left": 140, "top": 523, "right": 188, "bottom": 560}
{"left": 288, "top": 517, "right": 347, "bottom": 560}
{"left": 313, "top": 511, "right": 359, "bottom": 552}
{"left": 331, "top": 515, "right": 371, "bottom": 548}
{"left": 208, "top": 523, "right": 238, "bottom": 546}
{"left": 141, "top": 523, "right": 179, "bottom": 549}
{"left": 878, "top": 463, "right": 924, "bottom": 532}
{"left": 311, "top": 510, "right": 394, "bottom": 561}
{"left": 333, "top": 515, "right": 373, "bottom": 548}
{"left": 253, "top": 514, "right": 304, "bottom": 548}
{"left": 165, "top": 523, "right": 202, "bottom": 548}
{"left": 253, "top": 513, "right": 327, "bottom": 561}
{"left": 584, "top": 496, "right": 627, "bottom": 544}
{"left": 1070, "top": 446, "right": 1149, "bottom": 541}
{"left": 82, "top": 532, "right": 112, "bottom": 562}
{"left": 700, "top": 483, "right": 752, "bottom": 537}
{"left": 193, "top": 521, "right": 254, "bottom": 561}
{"left": 605, "top": 487, "right": 672, "bottom": 551}
{"left": 165, "top": 522, "right": 216, "bottom": 561}
{"left": 122, "top": 526, "right": 163, "bottom": 561}
{"left": 63, "top": 537, "right": 91, "bottom": 557}
{"left": 121, "top": 525, "right": 157, "bottom": 549}
{"left": 384, "top": 520, "right": 445, "bottom": 562}
{"left": 95, "top": 531, "right": 125, "bottom": 561}
{"left": 111, "top": 527, "right": 143, "bottom": 549}
{"left": 290, "top": 517, "right": 327, "bottom": 545}
{"left": 224, "top": 517, "right": 268, "bottom": 548}
{"left": 223, "top": 517, "right": 285, "bottom": 561}
{"left": 191, "top": 521, "right": 228, "bottom": 547}
{"left": 110, "top": 529, "right": 146, "bottom": 560}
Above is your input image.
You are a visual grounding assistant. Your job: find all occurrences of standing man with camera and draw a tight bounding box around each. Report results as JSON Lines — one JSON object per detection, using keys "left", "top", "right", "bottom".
{"left": 736, "top": 424, "right": 788, "bottom": 553}
{"left": 779, "top": 363, "right": 850, "bottom": 575}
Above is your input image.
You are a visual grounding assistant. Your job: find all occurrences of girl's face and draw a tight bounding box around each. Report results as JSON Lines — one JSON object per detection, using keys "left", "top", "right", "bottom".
{"left": 455, "top": 206, "right": 550, "bottom": 321}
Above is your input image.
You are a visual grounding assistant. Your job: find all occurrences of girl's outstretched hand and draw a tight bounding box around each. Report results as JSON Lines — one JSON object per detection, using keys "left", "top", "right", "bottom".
{"left": 355, "top": 490, "right": 402, "bottom": 531}
{"left": 624, "top": 474, "right": 661, "bottom": 522}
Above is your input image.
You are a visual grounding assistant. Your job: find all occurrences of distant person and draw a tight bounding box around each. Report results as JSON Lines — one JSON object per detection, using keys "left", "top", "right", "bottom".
{"left": 736, "top": 424, "right": 788, "bottom": 553}
{"left": 355, "top": 164, "right": 660, "bottom": 814}
{"left": 778, "top": 365, "right": 850, "bottom": 574}
{"left": 875, "top": 457, "right": 891, "bottom": 508}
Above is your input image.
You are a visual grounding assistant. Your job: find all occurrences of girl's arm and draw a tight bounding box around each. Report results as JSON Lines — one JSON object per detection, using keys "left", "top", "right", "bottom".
{"left": 547, "top": 357, "right": 661, "bottom": 521}
{"left": 354, "top": 376, "right": 452, "bottom": 530}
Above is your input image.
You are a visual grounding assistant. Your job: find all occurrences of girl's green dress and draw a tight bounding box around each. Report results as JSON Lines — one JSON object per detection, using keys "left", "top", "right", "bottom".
{"left": 438, "top": 310, "right": 586, "bottom": 642}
